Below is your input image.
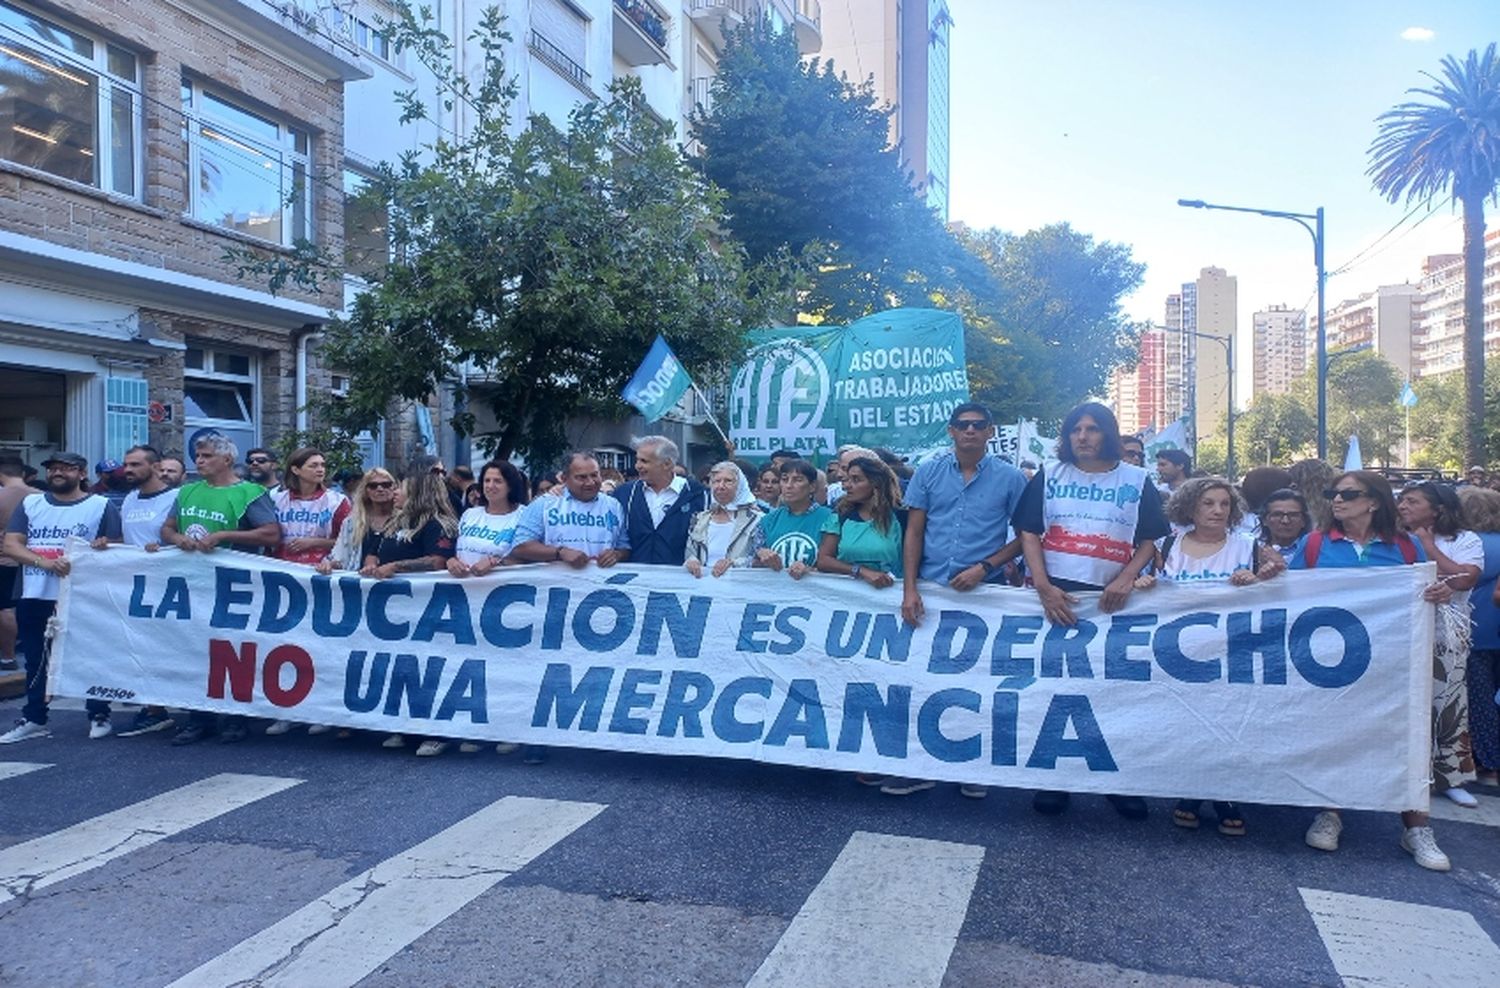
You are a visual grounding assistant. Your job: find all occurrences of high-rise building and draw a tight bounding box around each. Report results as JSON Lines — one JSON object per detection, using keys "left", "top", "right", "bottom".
{"left": 1162, "top": 293, "right": 1185, "bottom": 423}
{"left": 816, "top": 0, "right": 952, "bottom": 218}
{"left": 1412, "top": 235, "right": 1500, "bottom": 379}
{"left": 1188, "top": 267, "right": 1236, "bottom": 443}
{"left": 1252, "top": 305, "right": 1307, "bottom": 397}
{"left": 1308, "top": 284, "right": 1420, "bottom": 380}
{"left": 1108, "top": 326, "right": 1168, "bottom": 436}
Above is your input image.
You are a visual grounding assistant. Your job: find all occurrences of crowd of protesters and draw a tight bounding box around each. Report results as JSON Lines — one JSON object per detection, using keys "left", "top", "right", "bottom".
{"left": 1, "top": 399, "right": 1496, "bottom": 875}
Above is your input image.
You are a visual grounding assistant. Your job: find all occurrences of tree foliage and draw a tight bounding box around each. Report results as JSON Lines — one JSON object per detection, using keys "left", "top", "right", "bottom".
{"left": 1236, "top": 392, "right": 1316, "bottom": 469}
{"left": 694, "top": 18, "right": 983, "bottom": 323}
{"left": 1369, "top": 44, "right": 1500, "bottom": 465}
{"left": 1408, "top": 364, "right": 1500, "bottom": 469}
{"left": 232, "top": 6, "right": 788, "bottom": 467}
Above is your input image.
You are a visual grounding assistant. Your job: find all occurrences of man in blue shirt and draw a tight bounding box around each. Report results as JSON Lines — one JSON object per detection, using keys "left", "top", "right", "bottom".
{"left": 887, "top": 403, "right": 1026, "bottom": 799}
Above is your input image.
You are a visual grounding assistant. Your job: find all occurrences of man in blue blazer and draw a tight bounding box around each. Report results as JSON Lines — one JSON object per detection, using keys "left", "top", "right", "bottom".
{"left": 613, "top": 436, "right": 711, "bottom": 565}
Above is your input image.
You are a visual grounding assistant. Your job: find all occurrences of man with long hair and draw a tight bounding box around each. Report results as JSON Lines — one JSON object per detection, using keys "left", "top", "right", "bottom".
{"left": 1014, "top": 402, "right": 1169, "bottom": 820}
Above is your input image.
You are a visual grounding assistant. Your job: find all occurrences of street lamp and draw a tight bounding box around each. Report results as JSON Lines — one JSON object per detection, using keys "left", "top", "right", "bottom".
{"left": 1184, "top": 329, "right": 1236, "bottom": 480}
{"left": 1177, "top": 198, "right": 1327, "bottom": 459}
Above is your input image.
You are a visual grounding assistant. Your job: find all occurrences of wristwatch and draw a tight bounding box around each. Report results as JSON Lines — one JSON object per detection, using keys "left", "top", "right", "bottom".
{"left": 979, "top": 559, "right": 997, "bottom": 575}
{"left": 850, "top": 564, "right": 863, "bottom": 580}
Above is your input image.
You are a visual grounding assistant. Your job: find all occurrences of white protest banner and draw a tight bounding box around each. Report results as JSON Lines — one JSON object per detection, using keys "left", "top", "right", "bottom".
{"left": 53, "top": 544, "right": 1433, "bottom": 811}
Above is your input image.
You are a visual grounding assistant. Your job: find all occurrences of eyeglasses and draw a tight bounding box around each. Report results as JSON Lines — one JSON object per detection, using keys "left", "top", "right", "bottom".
{"left": 1322, "top": 488, "right": 1369, "bottom": 502}
{"left": 1266, "top": 510, "right": 1304, "bottom": 520}
{"left": 951, "top": 420, "right": 990, "bottom": 431}
{"left": 431, "top": 467, "right": 448, "bottom": 476}
{"left": 366, "top": 481, "right": 396, "bottom": 490}
{"left": 247, "top": 456, "right": 273, "bottom": 465}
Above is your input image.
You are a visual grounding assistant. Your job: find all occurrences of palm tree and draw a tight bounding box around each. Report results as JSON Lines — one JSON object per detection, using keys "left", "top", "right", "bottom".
{"left": 1368, "top": 44, "right": 1500, "bottom": 466}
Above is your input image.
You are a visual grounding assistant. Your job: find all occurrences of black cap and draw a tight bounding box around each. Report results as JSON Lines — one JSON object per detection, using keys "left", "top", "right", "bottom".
{"left": 42, "top": 452, "right": 88, "bottom": 470}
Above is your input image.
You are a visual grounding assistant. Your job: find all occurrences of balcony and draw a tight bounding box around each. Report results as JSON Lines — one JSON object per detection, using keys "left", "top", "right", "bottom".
{"left": 613, "top": 0, "right": 674, "bottom": 67}
{"left": 691, "top": 77, "right": 713, "bottom": 114}
{"left": 689, "top": 0, "right": 755, "bottom": 52}
{"left": 793, "top": 0, "right": 822, "bottom": 54}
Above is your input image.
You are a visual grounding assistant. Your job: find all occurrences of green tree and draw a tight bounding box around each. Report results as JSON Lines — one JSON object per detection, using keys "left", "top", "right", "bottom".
{"left": 231, "top": 6, "right": 787, "bottom": 466}
{"left": 1290, "top": 351, "right": 1403, "bottom": 466}
{"left": 1409, "top": 365, "right": 1500, "bottom": 470}
{"left": 694, "top": 18, "right": 982, "bottom": 323}
{"left": 959, "top": 225, "right": 1144, "bottom": 424}
{"left": 1369, "top": 44, "right": 1500, "bottom": 466}
{"left": 1237, "top": 392, "right": 1316, "bottom": 468}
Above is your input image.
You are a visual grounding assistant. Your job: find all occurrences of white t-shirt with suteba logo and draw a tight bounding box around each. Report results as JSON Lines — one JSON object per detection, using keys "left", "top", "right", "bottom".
{"left": 1159, "top": 531, "right": 1257, "bottom": 583}
{"left": 514, "top": 489, "right": 629, "bottom": 558}
{"left": 456, "top": 506, "right": 522, "bottom": 565}
{"left": 1034, "top": 461, "right": 1156, "bottom": 588}
{"left": 120, "top": 487, "right": 178, "bottom": 547}
{"left": 5, "top": 493, "right": 120, "bottom": 600}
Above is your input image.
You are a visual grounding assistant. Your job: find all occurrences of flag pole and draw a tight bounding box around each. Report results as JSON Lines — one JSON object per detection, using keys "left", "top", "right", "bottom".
{"left": 691, "top": 380, "right": 734, "bottom": 453}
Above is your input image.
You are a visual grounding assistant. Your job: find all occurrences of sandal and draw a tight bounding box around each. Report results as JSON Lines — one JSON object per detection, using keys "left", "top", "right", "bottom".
{"left": 1173, "top": 799, "right": 1201, "bottom": 829}
{"left": 1214, "top": 801, "right": 1246, "bottom": 836}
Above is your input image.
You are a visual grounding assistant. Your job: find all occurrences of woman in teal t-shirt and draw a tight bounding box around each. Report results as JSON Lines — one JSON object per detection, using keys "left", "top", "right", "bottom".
{"left": 816, "top": 456, "right": 904, "bottom": 589}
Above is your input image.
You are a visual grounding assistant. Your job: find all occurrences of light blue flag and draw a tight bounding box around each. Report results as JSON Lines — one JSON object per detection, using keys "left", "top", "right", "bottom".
{"left": 1400, "top": 382, "right": 1418, "bottom": 408}
{"left": 622, "top": 335, "right": 694, "bottom": 421}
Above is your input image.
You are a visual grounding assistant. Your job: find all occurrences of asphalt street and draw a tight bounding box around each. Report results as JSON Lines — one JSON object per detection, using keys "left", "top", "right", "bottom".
{"left": 1, "top": 698, "right": 1499, "bottom": 987}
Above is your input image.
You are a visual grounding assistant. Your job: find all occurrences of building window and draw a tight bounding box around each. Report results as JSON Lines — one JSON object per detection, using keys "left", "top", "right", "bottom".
{"left": 183, "top": 343, "right": 258, "bottom": 456}
{"left": 530, "top": 0, "right": 590, "bottom": 89}
{"left": 182, "top": 78, "right": 310, "bottom": 246}
{"left": 330, "top": 7, "right": 394, "bottom": 64}
{"left": 343, "top": 167, "right": 388, "bottom": 279}
{"left": 0, "top": 0, "right": 140, "bottom": 196}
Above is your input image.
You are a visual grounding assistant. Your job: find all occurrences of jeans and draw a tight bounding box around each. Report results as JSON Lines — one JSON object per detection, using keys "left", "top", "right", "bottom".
{"left": 17, "top": 599, "right": 109, "bottom": 726}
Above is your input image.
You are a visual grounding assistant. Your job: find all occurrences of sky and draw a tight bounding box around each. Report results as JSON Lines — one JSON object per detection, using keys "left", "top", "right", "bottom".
{"left": 946, "top": 0, "right": 1497, "bottom": 399}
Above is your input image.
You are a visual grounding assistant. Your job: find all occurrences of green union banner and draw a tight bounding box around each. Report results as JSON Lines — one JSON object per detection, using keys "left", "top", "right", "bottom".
{"left": 728, "top": 308, "right": 969, "bottom": 462}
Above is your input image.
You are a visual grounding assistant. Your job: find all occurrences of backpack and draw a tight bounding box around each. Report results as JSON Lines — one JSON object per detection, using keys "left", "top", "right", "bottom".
{"left": 1302, "top": 529, "right": 1417, "bottom": 567}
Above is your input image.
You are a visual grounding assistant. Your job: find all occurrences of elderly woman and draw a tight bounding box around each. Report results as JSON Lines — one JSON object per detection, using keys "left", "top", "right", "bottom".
{"left": 1135, "top": 477, "right": 1283, "bottom": 836}
{"left": 1288, "top": 471, "right": 1455, "bottom": 871}
{"left": 1398, "top": 481, "right": 1483, "bottom": 808}
{"left": 685, "top": 461, "right": 764, "bottom": 578}
{"left": 816, "top": 456, "right": 905, "bottom": 587}
{"left": 1458, "top": 485, "right": 1500, "bottom": 783}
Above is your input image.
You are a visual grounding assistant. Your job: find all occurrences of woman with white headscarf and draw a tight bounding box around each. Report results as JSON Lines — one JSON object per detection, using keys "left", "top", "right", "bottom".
{"left": 685, "top": 461, "right": 764, "bottom": 577}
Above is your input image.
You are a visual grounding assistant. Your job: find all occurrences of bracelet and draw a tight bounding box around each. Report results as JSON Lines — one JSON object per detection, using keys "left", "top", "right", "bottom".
{"left": 850, "top": 564, "right": 862, "bottom": 580}
{"left": 979, "top": 560, "right": 997, "bottom": 575}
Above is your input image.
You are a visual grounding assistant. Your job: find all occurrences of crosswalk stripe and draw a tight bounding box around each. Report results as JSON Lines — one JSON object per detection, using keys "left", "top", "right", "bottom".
{"left": 0, "top": 761, "right": 50, "bottom": 781}
{"left": 1426, "top": 790, "right": 1500, "bottom": 828}
{"left": 746, "top": 831, "right": 984, "bottom": 988}
{"left": 0, "top": 772, "right": 301, "bottom": 906}
{"left": 1300, "top": 887, "right": 1500, "bottom": 986}
{"left": 166, "top": 795, "right": 606, "bottom": 988}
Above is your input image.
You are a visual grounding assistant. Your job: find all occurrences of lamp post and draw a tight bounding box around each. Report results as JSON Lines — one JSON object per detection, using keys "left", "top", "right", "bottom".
{"left": 1177, "top": 198, "right": 1327, "bottom": 459}
{"left": 1184, "top": 329, "right": 1236, "bottom": 480}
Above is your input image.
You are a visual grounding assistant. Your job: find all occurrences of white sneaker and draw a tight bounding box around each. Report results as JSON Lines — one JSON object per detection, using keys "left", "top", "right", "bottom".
{"left": 415, "top": 740, "right": 449, "bottom": 757}
{"left": 1305, "top": 811, "right": 1342, "bottom": 851}
{"left": 381, "top": 734, "right": 406, "bottom": 749}
{"left": 495, "top": 742, "right": 519, "bottom": 755}
{"left": 264, "top": 719, "right": 293, "bottom": 736}
{"left": 1442, "top": 787, "right": 1479, "bottom": 808}
{"left": 88, "top": 716, "right": 112, "bottom": 740}
{"left": 306, "top": 724, "right": 331, "bottom": 735}
{"left": 0, "top": 719, "right": 50, "bottom": 744}
{"left": 458, "top": 742, "right": 482, "bottom": 753}
{"left": 1401, "top": 826, "right": 1451, "bottom": 871}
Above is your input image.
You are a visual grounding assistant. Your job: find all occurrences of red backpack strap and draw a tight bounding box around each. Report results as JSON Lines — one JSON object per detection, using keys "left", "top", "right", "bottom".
{"left": 1396, "top": 532, "right": 1418, "bottom": 564}
{"left": 1304, "top": 530, "right": 1323, "bottom": 568}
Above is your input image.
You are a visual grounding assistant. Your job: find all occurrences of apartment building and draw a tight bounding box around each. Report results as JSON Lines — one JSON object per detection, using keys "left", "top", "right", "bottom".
{"left": 1308, "top": 283, "right": 1420, "bottom": 380}
{"left": 1412, "top": 235, "right": 1500, "bottom": 379}
{"left": 1108, "top": 325, "right": 1168, "bottom": 437}
{"left": 0, "top": 0, "right": 365, "bottom": 470}
{"left": 1251, "top": 304, "right": 1306, "bottom": 397}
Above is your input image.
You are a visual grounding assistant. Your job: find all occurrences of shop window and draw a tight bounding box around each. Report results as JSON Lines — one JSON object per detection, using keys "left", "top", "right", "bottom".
{"left": 183, "top": 343, "right": 257, "bottom": 455}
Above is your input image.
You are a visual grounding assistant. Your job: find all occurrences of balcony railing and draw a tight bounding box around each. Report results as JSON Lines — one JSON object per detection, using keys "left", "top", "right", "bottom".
{"left": 691, "top": 76, "right": 713, "bottom": 114}
{"left": 793, "top": 0, "right": 822, "bottom": 54}
{"left": 527, "top": 30, "right": 592, "bottom": 94}
{"left": 613, "top": 0, "right": 673, "bottom": 66}
{"left": 688, "top": 0, "right": 755, "bottom": 51}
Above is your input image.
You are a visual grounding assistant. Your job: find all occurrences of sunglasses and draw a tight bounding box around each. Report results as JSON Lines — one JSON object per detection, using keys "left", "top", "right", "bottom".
{"left": 1266, "top": 510, "right": 1305, "bottom": 520}
{"left": 366, "top": 481, "right": 396, "bottom": 490}
{"left": 247, "top": 457, "right": 273, "bottom": 465}
{"left": 431, "top": 467, "right": 448, "bottom": 476}
{"left": 1322, "top": 488, "right": 1369, "bottom": 502}
{"left": 950, "top": 419, "right": 991, "bottom": 431}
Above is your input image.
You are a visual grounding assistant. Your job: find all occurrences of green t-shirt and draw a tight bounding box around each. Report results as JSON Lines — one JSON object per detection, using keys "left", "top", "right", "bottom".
{"left": 175, "top": 480, "right": 270, "bottom": 539}
{"left": 758, "top": 503, "right": 834, "bottom": 567}
{"left": 820, "top": 511, "right": 904, "bottom": 576}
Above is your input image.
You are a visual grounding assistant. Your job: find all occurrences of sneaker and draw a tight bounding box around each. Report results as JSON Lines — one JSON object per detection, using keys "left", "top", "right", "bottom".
{"left": 170, "top": 724, "right": 213, "bottom": 746}
{"left": 382, "top": 734, "right": 406, "bottom": 749}
{"left": 495, "top": 742, "right": 519, "bottom": 755}
{"left": 1401, "top": 826, "right": 1451, "bottom": 872}
{"left": 1305, "top": 811, "right": 1342, "bottom": 852}
{"left": 880, "top": 778, "right": 937, "bottom": 796}
{"left": 88, "top": 716, "right": 112, "bottom": 740}
{"left": 1442, "top": 787, "right": 1479, "bottom": 808}
{"left": 458, "top": 742, "right": 482, "bottom": 754}
{"left": 264, "top": 719, "right": 293, "bottom": 736}
{"left": 522, "top": 745, "right": 549, "bottom": 765}
{"left": 1106, "top": 794, "right": 1149, "bottom": 821}
{"left": 306, "top": 724, "right": 331, "bottom": 736}
{"left": 854, "top": 773, "right": 888, "bottom": 787}
{"left": 117, "top": 710, "right": 174, "bottom": 737}
{"left": 415, "top": 739, "right": 449, "bottom": 757}
{"left": 0, "top": 719, "right": 50, "bottom": 744}
{"left": 959, "top": 783, "right": 989, "bottom": 799}
{"left": 219, "top": 722, "right": 248, "bottom": 744}
{"left": 0, "top": 657, "right": 17, "bottom": 672}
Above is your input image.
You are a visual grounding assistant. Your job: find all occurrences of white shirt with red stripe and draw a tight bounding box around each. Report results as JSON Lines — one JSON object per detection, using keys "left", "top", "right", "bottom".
{"left": 270, "top": 486, "right": 351, "bottom": 565}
